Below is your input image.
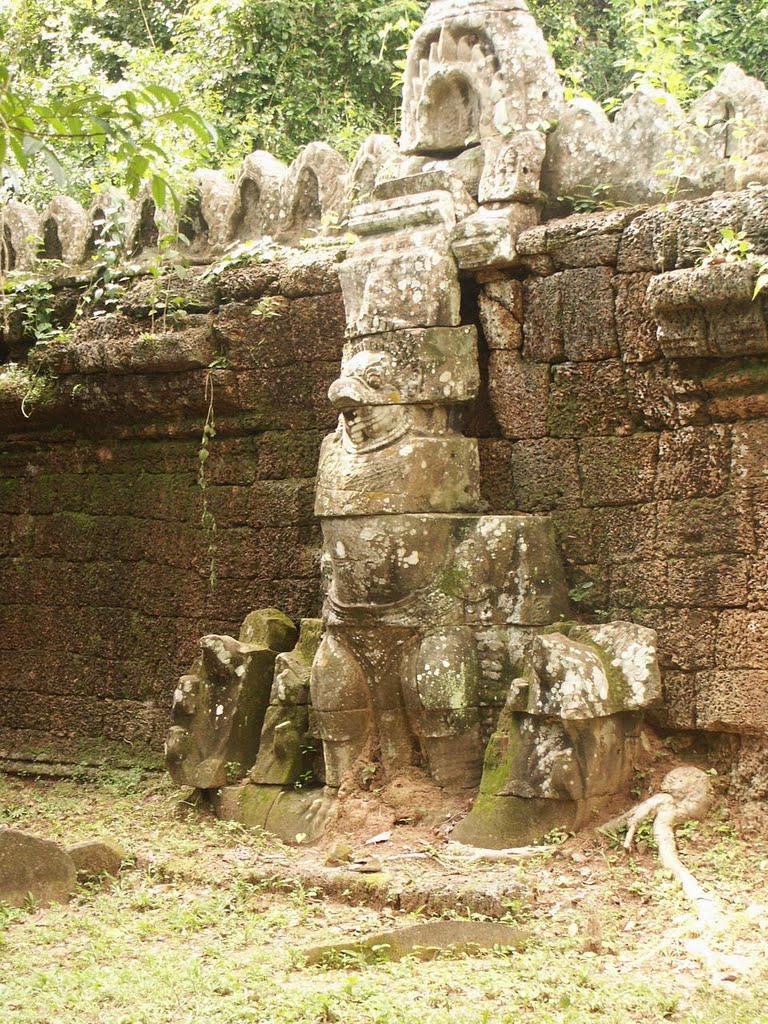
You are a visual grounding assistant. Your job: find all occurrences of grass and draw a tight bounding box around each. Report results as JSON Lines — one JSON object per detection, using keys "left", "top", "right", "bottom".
{"left": 1, "top": 772, "right": 767, "bottom": 1024}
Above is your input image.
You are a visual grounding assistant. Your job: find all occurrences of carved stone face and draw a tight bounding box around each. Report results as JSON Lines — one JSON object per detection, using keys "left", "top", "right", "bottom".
{"left": 328, "top": 351, "right": 410, "bottom": 453}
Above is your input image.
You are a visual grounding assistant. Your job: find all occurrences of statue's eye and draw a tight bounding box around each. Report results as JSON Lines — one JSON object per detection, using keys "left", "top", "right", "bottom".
{"left": 366, "top": 372, "right": 382, "bottom": 389}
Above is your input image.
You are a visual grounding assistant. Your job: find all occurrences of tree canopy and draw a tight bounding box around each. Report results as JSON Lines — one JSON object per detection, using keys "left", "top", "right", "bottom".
{"left": 1, "top": 0, "right": 767, "bottom": 205}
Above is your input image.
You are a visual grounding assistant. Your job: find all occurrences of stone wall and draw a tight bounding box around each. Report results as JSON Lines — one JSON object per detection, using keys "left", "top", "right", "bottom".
{"left": 1, "top": 188, "right": 767, "bottom": 766}
{"left": 0, "top": 249, "right": 346, "bottom": 758}
{"left": 477, "top": 187, "right": 768, "bottom": 742}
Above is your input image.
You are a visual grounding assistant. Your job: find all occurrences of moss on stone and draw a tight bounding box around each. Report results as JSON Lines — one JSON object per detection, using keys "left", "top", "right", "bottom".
{"left": 65, "top": 511, "right": 97, "bottom": 529}
{"left": 436, "top": 563, "right": 470, "bottom": 599}
{"left": 453, "top": 792, "right": 584, "bottom": 848}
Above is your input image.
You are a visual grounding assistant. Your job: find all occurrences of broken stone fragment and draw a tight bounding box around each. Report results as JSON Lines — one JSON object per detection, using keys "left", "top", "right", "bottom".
{"left": 39, "top": 196, "right": 90, "bottom": 264}
{"left": 165, "top": 609, "right": 298, "bottom": 790}
{"left": 183, "top": 169, "right": 235, "bottom": 252}
{"left": 304, "top": 920, "right": 527, "bottom": 965}
{"left": 2, "top": 200, "right": 42, "bottom": 271}
{"left": 239, "top": 607, "right": 298, "bottom": 651}
{"left": 454, "top": 619, "right": 661, "bottom": 846}
{"left": 212, "top": 784, "right": 334, "bottom": 844}
{"left": 67, "top": 838, "right": 127, "bottom": 882}
{"left": 686, "top": 64, "right": 768, "bottom": 192}
{"left": 489, "top": 711, "right": 642, "bottom": 801}
{"left": 250, "top": 618, "right": 324, "bottom": 786}
{"left": 540, "top": 97, "right": 613, "bottom": 206}
{"left": 451, "top": 203, "right": 538, "bottom": 269}
{"left": 0, "top": 829, "right": 76, "bottom": 907}
{"left": 507, "top": 621, "right": 661, "bottom": 718}
{"left": 345, "top": 134, "right": 403, "bottom": 206}
{"left": 276, "top": 142, "right": 349, "bottom": 246}
{"left": 227, "top": 150, "right": 287, "bottom": 244}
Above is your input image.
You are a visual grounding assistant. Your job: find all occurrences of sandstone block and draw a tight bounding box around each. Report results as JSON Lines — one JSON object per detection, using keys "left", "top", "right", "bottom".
{"left": 315, "top": 432, "right": 480, "bottom": 517}
{"left": 610, "top": 559, "right": 668, "bottom": 608}
{"left": 650, "top": 670, "right": 697, "bottom": 729}
{"left": 655, "top": 425, "right": 730, "bottom": 499}
{"left": 657, "top": 608, "right": 718, "bottom": 672}
{"left": 0, "top": 830, "right": 76, "bottom": 907}
{"left": 340, "top": 191, "right": 462, "bottom": 336}
{"left": 579, "top": 435, "right": 658, "bottom": 507}
{"left": 716, "top": 610, "right": 768, "bottom": 669}
{"left": 560, "top": 267, "right": 618, "bottom": 361}
{"left": 696, "top": 669, "right": 768, "bottom": 733}
{"left": 750, "top": 553, "right": 768, "bottom": 610}
{"left": 668, "top": 555, "right": 749, "bottom": 607}
{"left": 477, "top": 439, "right": 517, "bottom": 511}
{"left": 339, "top": 326, "right": 480, "bottom": 405}
{"left": 656, "top": 493, "right": 755, "bottom": 556}
{"left": 617, "top": 206, "right": 675, "bottom": 274}
{"left": 509, "top": 438, "right": 581, "bottom": 512}
{"left": 451, "top": 204, "right": 538, "bottom": 270}
{"left": 488, "top": 353, "right": 549, "bottom": 439}
{"left": 509, "top": 621, "right": 660, "bottom": 718}
{"left": 539, "top": 97, "right": 613, "bottom": 214}
{"left": 400, "top": 5, "right": 563, "bottom": 155}
{"left": 479, "top": 292, "right": 523, "bottom": 351}
{"left": 548, "top": 361, "right": 637, "bottom": 437}
{"left": 591, "top": 503, "right": 657, "bottom": 564}
{"left": 522, "top": 275, "right": 563, "bottom": 362}
{"left": 239, "top": 608, "right": 298, "bottom": 651}
{"left": 550, "top": 508, "right": 595, "bottom": 565}
{"left": 613, "top": 272, "right": 660, "bottom": 362}
{"left": 732, "top": 420, "right": 768, "bottom": 488}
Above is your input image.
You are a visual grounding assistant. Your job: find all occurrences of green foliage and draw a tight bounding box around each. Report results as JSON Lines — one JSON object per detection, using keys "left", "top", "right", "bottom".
{"left": 0, "top": 360, "right": 56, "bottom": 417}
{"left": 0, "top": 10, "right": 217, "bottom": 207}
{"left": 3, "top": 0, "right": 768, "bottom": 212}
{"left": 529, "top": 0, "right": 768, "bottom": 106}
{"left": 568, "top": 580, "right": 595, "bottom": 605}
{"left": 694, "top": 227, "right": 768, "bottom": 298}
{"left": 0, "top": 0, "right": 424, "bottom": 206}
{"left": 85, "top": 200, "right": 130, "bottom": 314}
{"left": 2, "top": 275, "right": 62, "bottom": 344}
{"left": 202, "top": 238, "right": 281, "bottom": 280}
{"left": 170, "top": 0, "right": 427, "bottom": 161}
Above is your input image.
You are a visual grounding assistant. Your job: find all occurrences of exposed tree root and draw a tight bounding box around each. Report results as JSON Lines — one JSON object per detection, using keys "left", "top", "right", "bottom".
{"left": 602, "top": 766, "right": 717, "bottom": 927}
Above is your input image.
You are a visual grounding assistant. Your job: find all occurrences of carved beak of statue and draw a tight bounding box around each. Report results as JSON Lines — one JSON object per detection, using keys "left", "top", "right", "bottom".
{"left": 328, "top": 376, "right": 371, "bottom": 409}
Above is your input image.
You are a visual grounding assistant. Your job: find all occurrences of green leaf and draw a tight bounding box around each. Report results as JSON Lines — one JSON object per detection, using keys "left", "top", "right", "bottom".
{"left": 150, "top": 174, "right": 167, "bottom": 209}
{"left": 40, "top": 147, "right": 67, "bottom": 186}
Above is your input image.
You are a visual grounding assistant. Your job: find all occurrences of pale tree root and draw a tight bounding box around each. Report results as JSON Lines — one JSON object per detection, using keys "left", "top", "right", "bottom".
{"left": 602, "top": 766, "right": 718, "bottom": 927}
